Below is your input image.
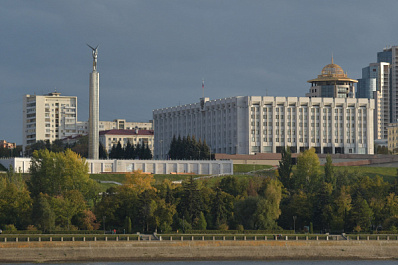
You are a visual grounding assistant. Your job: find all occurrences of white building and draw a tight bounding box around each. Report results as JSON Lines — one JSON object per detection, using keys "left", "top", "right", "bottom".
{"left": 357, "top": 62, "right": 390, "bottom": 141}
{"left": 99, "top": 129, "right": 154, "bottom": 154}
{"left": 153, "top": 96, "right": 374, "bottom": 158}
{"left": 0, "top": 157, "right": 233, "bottom": 175}
{"left": 77, "top": 119, "right": 152, "bottom": 135}
{"left": 23, "top": 92, "right": 78, "bottom": 150}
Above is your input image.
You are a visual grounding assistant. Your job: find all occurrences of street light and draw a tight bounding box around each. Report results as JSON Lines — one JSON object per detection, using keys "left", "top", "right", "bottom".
{"left": 103, "top": 216, "right": 106, "bottom": 234}
{"left": 293, "top": 216, "right": 297, "bottom": 234}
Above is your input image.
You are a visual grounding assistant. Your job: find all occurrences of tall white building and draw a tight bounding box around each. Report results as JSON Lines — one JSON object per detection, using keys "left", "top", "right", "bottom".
{"left": 357, "top": 62, "right": 390, "bottom": 140}
{"left": 23, "top": 92, "right": 78, "bottom": 150}
{"left": 153, "top": 96, "right": 374, "bottom": 158}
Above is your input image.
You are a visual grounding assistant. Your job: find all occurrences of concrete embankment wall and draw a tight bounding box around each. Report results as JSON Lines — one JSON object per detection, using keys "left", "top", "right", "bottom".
{"left": 1, "top": 241, "right": 398, "bottom": 263}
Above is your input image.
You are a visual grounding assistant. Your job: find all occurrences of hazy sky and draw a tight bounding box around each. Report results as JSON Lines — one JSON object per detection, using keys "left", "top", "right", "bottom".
{"left": 1, "top": 0, "right": 398, "bottom": 144}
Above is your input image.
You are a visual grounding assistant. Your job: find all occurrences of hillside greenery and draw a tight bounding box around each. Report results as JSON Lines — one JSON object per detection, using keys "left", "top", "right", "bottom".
{"left": 2, "top": 148, "right": 398, "bottom": 235}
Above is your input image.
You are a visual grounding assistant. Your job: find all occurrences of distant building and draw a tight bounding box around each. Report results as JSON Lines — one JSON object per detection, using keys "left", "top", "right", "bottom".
{"left": 23, "top": 92, "right": 78, "bottom": 151}
{"left": 99, "top": 129, "right": 154, "bottom": 154}
{"left": 376, "top": 46, "right": 398, "bottom": 123}
{"left": 77, "top": 119, "right": 152, "bottom": 135}
{"left": 387, "top": 123, "right": 398, "bottom": 153}
{"left": 306, "top": 58, "right": 357, "bottom": 98}
{"left": 357, "top": 62, "right": 390, "bottom": 140}
{"left": 153, "top": 96, "right": 374, "bottom": 158}
{"left": 0, "top": 140, "right": 16, "bottom": 149}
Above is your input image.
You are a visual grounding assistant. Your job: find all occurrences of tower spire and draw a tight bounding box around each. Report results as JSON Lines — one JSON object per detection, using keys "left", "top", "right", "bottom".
{"left": 331, "top": 53, "right": 334, "bottom": 64}
{"left": 202, "top": 78, "right": 205, "bottom": 98}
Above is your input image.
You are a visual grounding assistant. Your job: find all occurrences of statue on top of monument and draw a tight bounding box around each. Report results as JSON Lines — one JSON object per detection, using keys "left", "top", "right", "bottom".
{"left": 87, "top": 44, "right": 99, "bottom": 71}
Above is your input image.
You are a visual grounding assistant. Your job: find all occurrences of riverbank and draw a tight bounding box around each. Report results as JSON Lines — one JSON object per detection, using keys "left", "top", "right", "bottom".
{"left": 0, "top": 240, "right": 398, "bottom": 263}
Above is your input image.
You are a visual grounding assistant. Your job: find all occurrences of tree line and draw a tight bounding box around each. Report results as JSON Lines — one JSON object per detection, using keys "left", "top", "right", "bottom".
{"left": 108, "top": 141, "right": 152, "bottom": 160}
{"left": 168, "top": 135, "right": 212, "bottom": 160}
{"left": 0, "top": 145, "right": 22, "bottom": 158}
{"left": 1, "top": 148, "right": 398, "bottom": 234}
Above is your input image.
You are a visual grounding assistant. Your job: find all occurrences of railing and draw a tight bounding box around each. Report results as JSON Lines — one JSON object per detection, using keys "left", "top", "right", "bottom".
{"left": 1, "top": 234, "right": 397, "bottom": 243}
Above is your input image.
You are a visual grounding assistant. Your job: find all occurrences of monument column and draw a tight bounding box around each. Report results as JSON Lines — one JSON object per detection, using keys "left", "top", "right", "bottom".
{"left": 88, "top": 45, "right": 99, "bottom": 159}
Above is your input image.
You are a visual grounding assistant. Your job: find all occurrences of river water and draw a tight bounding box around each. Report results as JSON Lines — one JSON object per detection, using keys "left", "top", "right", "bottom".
{"left": 12, "top": 261, "right": 398, "bottom": 265}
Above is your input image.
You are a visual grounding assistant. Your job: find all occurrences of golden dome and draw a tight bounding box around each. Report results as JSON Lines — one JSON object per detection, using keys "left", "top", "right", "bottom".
{"left": 307, "top": 56, "right": 358, "bottom": 83}
{"left": 321, "top": 63, "right": 345, "bottom": 77}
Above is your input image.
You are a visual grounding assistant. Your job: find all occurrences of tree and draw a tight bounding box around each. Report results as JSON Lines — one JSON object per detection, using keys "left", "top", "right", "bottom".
{"left": 254, "top": 178, "right": 283, "bottom": 230}
{"left": 278, "top": 147, "right": 293, "bottom": 190}
{"left": 0, "top": 171, "right": 32, "bottom": 230}
{"left": 180, "top": 176, "right": 202, "bottom": 225}
{"left": 294, "top": 148, "right": 321, "bottom": 192}
{"left": 350, "top": 197, "right": 373, "bottom": 232}
{"left": 124, "top": 170, "right": 156, "bottom": 193}
{"left": 32, "top": 194, "right": 55, "bottom": 233}
{"left": 28, "top": 149, "right": 98, "bottom": 200}
{"left": 99, "top": 142, "right": 108, "bottom": 159}
{"left": 324, "top": 155, "right": 334, "bottom": 185}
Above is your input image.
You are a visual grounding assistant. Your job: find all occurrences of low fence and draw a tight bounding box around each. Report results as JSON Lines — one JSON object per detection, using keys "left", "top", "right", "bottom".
{"left": 1, "top": 234, "right": 398, "bottom": 243}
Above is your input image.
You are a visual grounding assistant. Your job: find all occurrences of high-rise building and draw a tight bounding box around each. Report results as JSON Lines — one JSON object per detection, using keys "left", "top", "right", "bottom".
{"left": 153, "top": 96, "right": 374, "bottom": 158}
{"left": 306, "top": 58, "right": 357, "bottom": 98}
{"left": 377, "top": 46, "right": 398, "bottom": 123}
{"left": 357, "top": 62, "right": 390, "bottom": 140}
{"left": 22, "top": 92, "right": 78, "bottom": 150}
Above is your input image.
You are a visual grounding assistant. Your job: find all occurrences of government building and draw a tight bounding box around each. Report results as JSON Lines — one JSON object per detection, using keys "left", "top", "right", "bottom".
{"left": 153, "top": 96, "right": 375, "bottom": 158}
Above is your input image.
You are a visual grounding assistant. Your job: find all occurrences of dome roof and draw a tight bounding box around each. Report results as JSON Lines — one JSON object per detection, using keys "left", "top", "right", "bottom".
{"left": 307, "top": 56, "right": 358, "bottom": 83}
{"left": 321, "top": 63, "right": 345, "bottom": 77}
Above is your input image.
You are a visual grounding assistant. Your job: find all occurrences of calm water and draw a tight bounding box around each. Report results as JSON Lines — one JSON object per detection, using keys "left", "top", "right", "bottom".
{"left": 12, "top": 261, "right": 398, "bottom": 265}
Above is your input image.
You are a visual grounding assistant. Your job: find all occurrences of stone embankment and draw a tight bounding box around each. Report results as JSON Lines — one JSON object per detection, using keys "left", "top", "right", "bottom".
{"left": 1, "top": 240, "right": 398, "bottom": 263}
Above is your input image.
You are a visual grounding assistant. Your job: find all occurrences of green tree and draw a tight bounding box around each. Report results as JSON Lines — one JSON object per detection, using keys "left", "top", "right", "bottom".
{"left": 32, "top": 194, "right": 55, "bottom": 233}
{"left": 196, "top": 211, "right": 207, "bottom": 230}
{"left": 350, "top": 197, "right": 373, "bottom": 232}
{"left": 278, "top": 147, "right": 293, "bottom": 190}
{"left": 28, "top": 149, "right": 98, "bottom": 200}
{"left": 294, "top": 148, "right": 321, "bottom": 192}
{"left": 99, "top": 142, "right": 108, "bottom": 159}
{"left": 125, "top": 216, "right": 132, "bottom": 234}
{"left": 180, "top": 176, "right": 202, "bottom": 225}
{"left": 324, "top": 155, "right": 334, "bottom": 185}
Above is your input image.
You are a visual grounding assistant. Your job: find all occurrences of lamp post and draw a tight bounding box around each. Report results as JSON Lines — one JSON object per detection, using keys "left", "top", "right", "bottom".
{"left": 183, "top": 215, "right": 185, "bottom": 234}
{"left": 103, "top": 216, "right": 106, "bottom": 234}
{"left": 293, "top": 216, "right": 297, "bottom": 234}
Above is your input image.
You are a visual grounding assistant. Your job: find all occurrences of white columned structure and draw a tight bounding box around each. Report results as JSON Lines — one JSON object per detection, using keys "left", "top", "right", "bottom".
{"left": 88, "top": 45, "right": 99, "bottom": 159}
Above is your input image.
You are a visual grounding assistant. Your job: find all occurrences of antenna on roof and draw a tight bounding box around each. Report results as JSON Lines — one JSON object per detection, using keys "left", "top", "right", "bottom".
{"left": 202, "top": 78, "right": 205, "bottom": 98}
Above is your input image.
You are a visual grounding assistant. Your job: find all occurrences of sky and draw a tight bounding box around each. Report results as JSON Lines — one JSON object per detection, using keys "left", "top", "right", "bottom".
{"left": 1, "top": 0, "right": 398, "bottom": 145}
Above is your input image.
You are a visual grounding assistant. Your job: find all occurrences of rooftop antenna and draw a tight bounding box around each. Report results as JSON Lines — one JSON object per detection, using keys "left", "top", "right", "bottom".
{"left": 202, "top": 78, "right": 205, "bottom": 98}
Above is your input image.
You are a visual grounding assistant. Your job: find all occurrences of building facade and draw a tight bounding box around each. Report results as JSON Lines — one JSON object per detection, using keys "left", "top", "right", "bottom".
{"left": 377, "top": 46, "right": 398, "bottom": 123}
{"left": 387, "top": 123, "right": 398, "bottom": 153}
{"left": 0, "top": 157, "right": 233, "bottom": 175}
{"left": 306, "top": 58, "right": 357, "bottom": 98}
{"left": 357, "top": 62, "right": 390, "bottom": 140}
{"left": 153, "top": 96, "right": 374, "bottom": 158}
{"left": 0, "top": 140, "right": 16, "bottom": 149}
{"left": 23, "top": 92, "right": 78, "bottom": 150}
{"left": 77, "top": 119, "right": 152, "bottom": 135}
{"left": 99, "top": 129, "right": 154, "bottom": 154}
